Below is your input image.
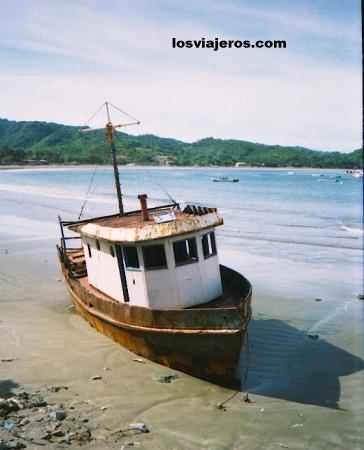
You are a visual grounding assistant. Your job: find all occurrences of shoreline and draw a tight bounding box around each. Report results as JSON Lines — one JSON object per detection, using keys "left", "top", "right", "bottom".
{"left": 0, "top": 164, "right": 349, "bottom": 171}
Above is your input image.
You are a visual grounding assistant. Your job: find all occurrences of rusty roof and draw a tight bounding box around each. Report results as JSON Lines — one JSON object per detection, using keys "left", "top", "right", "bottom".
{"left": 68, "top": 205, "right": 223, "bottom": 243}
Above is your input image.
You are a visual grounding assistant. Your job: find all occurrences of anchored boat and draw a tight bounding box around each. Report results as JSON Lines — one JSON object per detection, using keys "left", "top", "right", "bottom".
{"left": 57, "top": 102, "right": 252, "bottom": 386}
{"left": 212, "top": 176, "right": 239, "bottom": 183}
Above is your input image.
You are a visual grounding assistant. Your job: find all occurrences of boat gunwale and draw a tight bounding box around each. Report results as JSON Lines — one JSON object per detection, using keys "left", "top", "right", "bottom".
{"left": 64, "top": 272, "right": 246, "bottom": 335}
{"left": 59, "top": 245, "right": 252, "bottom": 334}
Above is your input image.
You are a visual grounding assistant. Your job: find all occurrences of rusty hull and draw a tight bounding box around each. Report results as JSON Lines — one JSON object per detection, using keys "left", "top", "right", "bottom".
{"left": 58, "top": 252, "right": 252, "bottom": 386}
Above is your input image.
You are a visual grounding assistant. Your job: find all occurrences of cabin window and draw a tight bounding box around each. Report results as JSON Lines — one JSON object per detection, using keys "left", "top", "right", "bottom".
{"left": 173, "top": 237, "right": 198, "bottom": 266}
{"left": 202, "top": 231, "right": 217, "bottom": 258}
{"left": 87, "top": 243, "right": 92, "bottom": 258}
{"left": 110, "top": 245, "right": 115, "bottom": 258}
{"left": 96, "top": 240, "right": 100, "bottom": 251}
{"left": 123, "top": 246, "right": 139, "bottom": 269}
{"left": 142, "top": 244, "right": 167, "bottom": 270}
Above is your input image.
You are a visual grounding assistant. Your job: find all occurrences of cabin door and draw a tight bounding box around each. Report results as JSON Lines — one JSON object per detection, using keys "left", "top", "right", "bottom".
{"left": 115, "top": 245, "right": 130, "bottom": 303}
{"left": 115, "top": 245, "right": 148, "bottom": 306}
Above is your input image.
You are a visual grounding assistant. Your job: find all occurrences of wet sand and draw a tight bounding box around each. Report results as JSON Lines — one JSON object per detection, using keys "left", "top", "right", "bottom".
{"left": 1, "top": 237, "right": 363, "bottom": 449}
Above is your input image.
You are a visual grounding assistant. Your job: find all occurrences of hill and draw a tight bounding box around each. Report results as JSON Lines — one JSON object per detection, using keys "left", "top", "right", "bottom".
{"left": 0, "top": 118, "right": 362, "bottom": 168}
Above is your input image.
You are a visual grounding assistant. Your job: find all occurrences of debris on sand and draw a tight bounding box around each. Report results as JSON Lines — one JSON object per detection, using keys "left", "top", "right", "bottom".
{"left": 0, "top": 387, "right": 152, "bottom": 449}
{"left": 1, "top": 358, "right": 17, "bottom": 363}
{"left": 121, "top": 442, "right": 141, "bottom": 449}
{"left": 48, "top": 409, "right": 66, "bottom": 421}
{"left": 216, "top": 403, "right": 227, "bottom": 411}
{"left": 157, "top": 374, "right": 179, "bottom": 384}
{"left": 112, "top": 422, "right": 150, "bottom": 439}
{"left": 2, "top": 420, "right": 15, "bottom": 432}
{"left": 0, "top": 388, "right": 93, "bottom": 449}
{"left": 89, "top": 375, "right": 102, "bottom": 381}
{"left": 127, "top": 423, "right": 150, "bottom": 434}
{"left": 0, "top": 398, "right": 21, "bottom": 417}
{"left": 47, "top": 385, "right": 69, "bottom": 393}
{"left": 132, "top": 358, "right": 145, "bottom": 364}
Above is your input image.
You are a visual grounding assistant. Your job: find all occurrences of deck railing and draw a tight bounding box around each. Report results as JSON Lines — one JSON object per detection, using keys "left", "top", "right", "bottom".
{"left": 58, "top": 215, "right": 82, "bottom": 252}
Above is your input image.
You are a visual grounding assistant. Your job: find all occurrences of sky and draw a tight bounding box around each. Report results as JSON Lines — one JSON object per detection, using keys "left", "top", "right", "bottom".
{"left": 0, "top": 0, "right": 362, "bottom": 151}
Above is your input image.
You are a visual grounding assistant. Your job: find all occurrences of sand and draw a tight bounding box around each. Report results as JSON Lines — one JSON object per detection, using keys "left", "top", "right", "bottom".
{"left": 1, "top": 237, "right": 363, "bottom": 449}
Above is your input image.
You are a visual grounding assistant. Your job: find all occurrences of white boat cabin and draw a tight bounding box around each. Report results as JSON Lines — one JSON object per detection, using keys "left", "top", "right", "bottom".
{"left": 69, "top": 198, "right": 224, "bottom": 309}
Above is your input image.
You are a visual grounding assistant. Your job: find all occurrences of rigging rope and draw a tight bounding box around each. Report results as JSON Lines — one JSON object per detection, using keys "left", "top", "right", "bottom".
{"left": 216, "top": 330, "right": 251, "bottom": 410}
{"left": 146, "top": 172, "right": 177, "bottom": 205}
{"left": 83, "top": 102, "right": 106, "bottom": 126}
{"left": 78, "top": 165, "right": 98, "bottom": 220}
{"left": 108, "top": 102, "right": 140, "bottom": 123}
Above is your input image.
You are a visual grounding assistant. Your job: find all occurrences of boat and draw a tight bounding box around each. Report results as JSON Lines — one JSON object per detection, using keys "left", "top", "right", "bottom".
{"left": 57, "top": 102, "right": 252, "bottom": 386}
{"left": 212, "top": 176, "right": 239, "bottom": 183}
{"left": 346, "top": 169, "right": 363, "bottom": 178}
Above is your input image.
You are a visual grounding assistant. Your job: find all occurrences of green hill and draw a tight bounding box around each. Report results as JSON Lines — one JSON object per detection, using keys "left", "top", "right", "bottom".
{"left": 0, "top": 118, "right": 362, "bottom": 168}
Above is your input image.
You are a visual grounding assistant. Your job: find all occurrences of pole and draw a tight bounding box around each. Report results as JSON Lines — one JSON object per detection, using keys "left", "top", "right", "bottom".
{"left": 106, "top": 119, "right": 124, "bottom": 216}
{"left": 110, "top": 139, "right": 124, "bottom": 216}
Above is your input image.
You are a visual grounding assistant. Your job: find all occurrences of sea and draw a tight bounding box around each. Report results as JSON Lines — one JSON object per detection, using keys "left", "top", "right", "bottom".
{"left": 1, "top": 166, "right": 363, "bottom": 411}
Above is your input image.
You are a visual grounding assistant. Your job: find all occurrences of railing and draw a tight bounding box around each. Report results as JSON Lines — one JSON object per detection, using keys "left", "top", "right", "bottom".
{"left": 58, "top": 216, "right": 86, "bottom": 279}
{"left": 60, "top": 202, "right": 179, "bottom": 228}
{"left": 58, "top": 215, "right": 82, "bottom": 252}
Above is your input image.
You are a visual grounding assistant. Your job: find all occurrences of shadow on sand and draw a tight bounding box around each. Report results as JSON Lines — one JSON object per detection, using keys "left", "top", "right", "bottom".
{"left": 239, "top": 318, "right": 364, "bottom": 409}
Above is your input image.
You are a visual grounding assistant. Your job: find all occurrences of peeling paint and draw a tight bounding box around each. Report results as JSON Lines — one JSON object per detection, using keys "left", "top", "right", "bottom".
{"left": 79, "top": 211, "right": 223, "bottom": 243}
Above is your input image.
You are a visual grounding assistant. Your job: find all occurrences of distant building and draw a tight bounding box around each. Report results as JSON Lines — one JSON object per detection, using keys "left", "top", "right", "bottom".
{"left": 235, "top": 162, "right": 247, "bottom": 167}
{"left": 155, "top": 155, "right": 174, "bottom": 166}
{"left": 23, "top": 159, "right": 49, "bottom": 165}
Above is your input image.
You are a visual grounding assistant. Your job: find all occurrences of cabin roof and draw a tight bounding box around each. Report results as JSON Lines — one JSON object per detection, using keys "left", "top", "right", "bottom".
{"left": 67, "top": 204, "right": 223, "bottom": 243}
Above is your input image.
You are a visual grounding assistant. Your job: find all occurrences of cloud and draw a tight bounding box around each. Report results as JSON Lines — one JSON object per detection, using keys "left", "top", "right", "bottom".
{"left": 0, "top": 0, "right": 361, "bottom": 151}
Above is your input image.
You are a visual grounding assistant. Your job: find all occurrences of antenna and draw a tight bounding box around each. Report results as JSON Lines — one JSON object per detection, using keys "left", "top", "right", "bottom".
{"left": 80, "top": 101, "right": 140, "bottom": 216}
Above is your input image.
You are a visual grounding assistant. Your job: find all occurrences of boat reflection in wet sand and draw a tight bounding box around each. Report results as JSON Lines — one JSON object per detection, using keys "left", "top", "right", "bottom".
{"left": 57, "top": 102, "right": 252, "bottom": 386}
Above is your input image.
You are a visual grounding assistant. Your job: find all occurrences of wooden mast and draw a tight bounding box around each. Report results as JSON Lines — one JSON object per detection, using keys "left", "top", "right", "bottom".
{"left": 80, "top": 101, "right": 140, "bottom": 303}
{"left": 105, "top": 102, "right": 124, "bottom": 216}
{"left": 81, "top": 101, "right": 140, "bottom": 217}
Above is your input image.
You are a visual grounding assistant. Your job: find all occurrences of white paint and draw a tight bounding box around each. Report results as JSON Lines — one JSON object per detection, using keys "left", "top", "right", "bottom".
{"left": 79, "top": 211, "right": 222, "bottom": 243}
{"left": 82, "top": 238, "right": 123, "bottom": 302}
{"left": 123, "top": 247, "right": 149, "bottom": 307}
{"left": 81, "top": 228, "right": 222, "bottom": 309}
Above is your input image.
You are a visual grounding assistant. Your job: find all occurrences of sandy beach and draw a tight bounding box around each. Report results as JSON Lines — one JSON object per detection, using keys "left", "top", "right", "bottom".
{"left": 1, "top": 236, "right": 363, "bottom": 449}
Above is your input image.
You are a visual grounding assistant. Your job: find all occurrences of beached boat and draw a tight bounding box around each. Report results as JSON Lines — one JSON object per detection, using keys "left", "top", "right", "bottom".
{"left": 57, "top": 103, "right": 252, "bottom": 386}
{"left": 212, "top": 176, "right": 239, "bottom": 182}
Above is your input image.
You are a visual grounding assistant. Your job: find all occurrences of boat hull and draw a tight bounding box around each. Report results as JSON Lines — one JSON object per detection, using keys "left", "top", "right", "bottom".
{"left": 59, "top": 254, "right": 252, "bottom": 386}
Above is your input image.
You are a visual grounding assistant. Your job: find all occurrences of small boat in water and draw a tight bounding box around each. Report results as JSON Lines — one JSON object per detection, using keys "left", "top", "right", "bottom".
{"left": 212, "top": 176, "right": 239, "bottom": 183}
{"left": 57, "top": 102, "right": 252, "bottom": 386}
{"left": 346, "top": 169, "right": 363, "bottom": 178}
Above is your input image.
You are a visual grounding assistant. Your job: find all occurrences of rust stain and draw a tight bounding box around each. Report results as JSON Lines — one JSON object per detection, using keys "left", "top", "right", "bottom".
{"left": 58, "top": 247, "right": 252, "bottom": 386}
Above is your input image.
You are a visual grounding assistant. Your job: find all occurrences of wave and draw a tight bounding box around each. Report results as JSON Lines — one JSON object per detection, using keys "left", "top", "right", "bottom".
{"left": 220, "top": 231, "right": 362, "bottom": 251}
{"left": 278, "top": 224, "right": 323, "bottom": 229}
{"left": 341, "top": 225, "right": 364, "bottom": 236}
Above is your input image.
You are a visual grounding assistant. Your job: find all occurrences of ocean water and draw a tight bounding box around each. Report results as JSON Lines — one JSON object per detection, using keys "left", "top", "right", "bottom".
{"left": 1, "top": 167, "right": 362, "bottom": 297}
{"left": 1, "top": 166, "right": 363, "bottom": 409}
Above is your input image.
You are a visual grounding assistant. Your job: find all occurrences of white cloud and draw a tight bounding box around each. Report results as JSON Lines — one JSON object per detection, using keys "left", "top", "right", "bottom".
{"left": 0, "top": 0, "right": 361, "bottom": 151}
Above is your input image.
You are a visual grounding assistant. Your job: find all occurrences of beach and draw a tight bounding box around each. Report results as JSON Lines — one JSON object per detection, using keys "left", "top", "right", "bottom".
{"left": 1, "top": 167, "right": 363, "bottom": 449}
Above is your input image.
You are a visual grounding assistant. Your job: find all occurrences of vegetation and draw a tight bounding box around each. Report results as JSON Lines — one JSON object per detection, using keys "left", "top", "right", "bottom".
{"left": 0, "top": 118, "right": 362, "bottom": 168}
